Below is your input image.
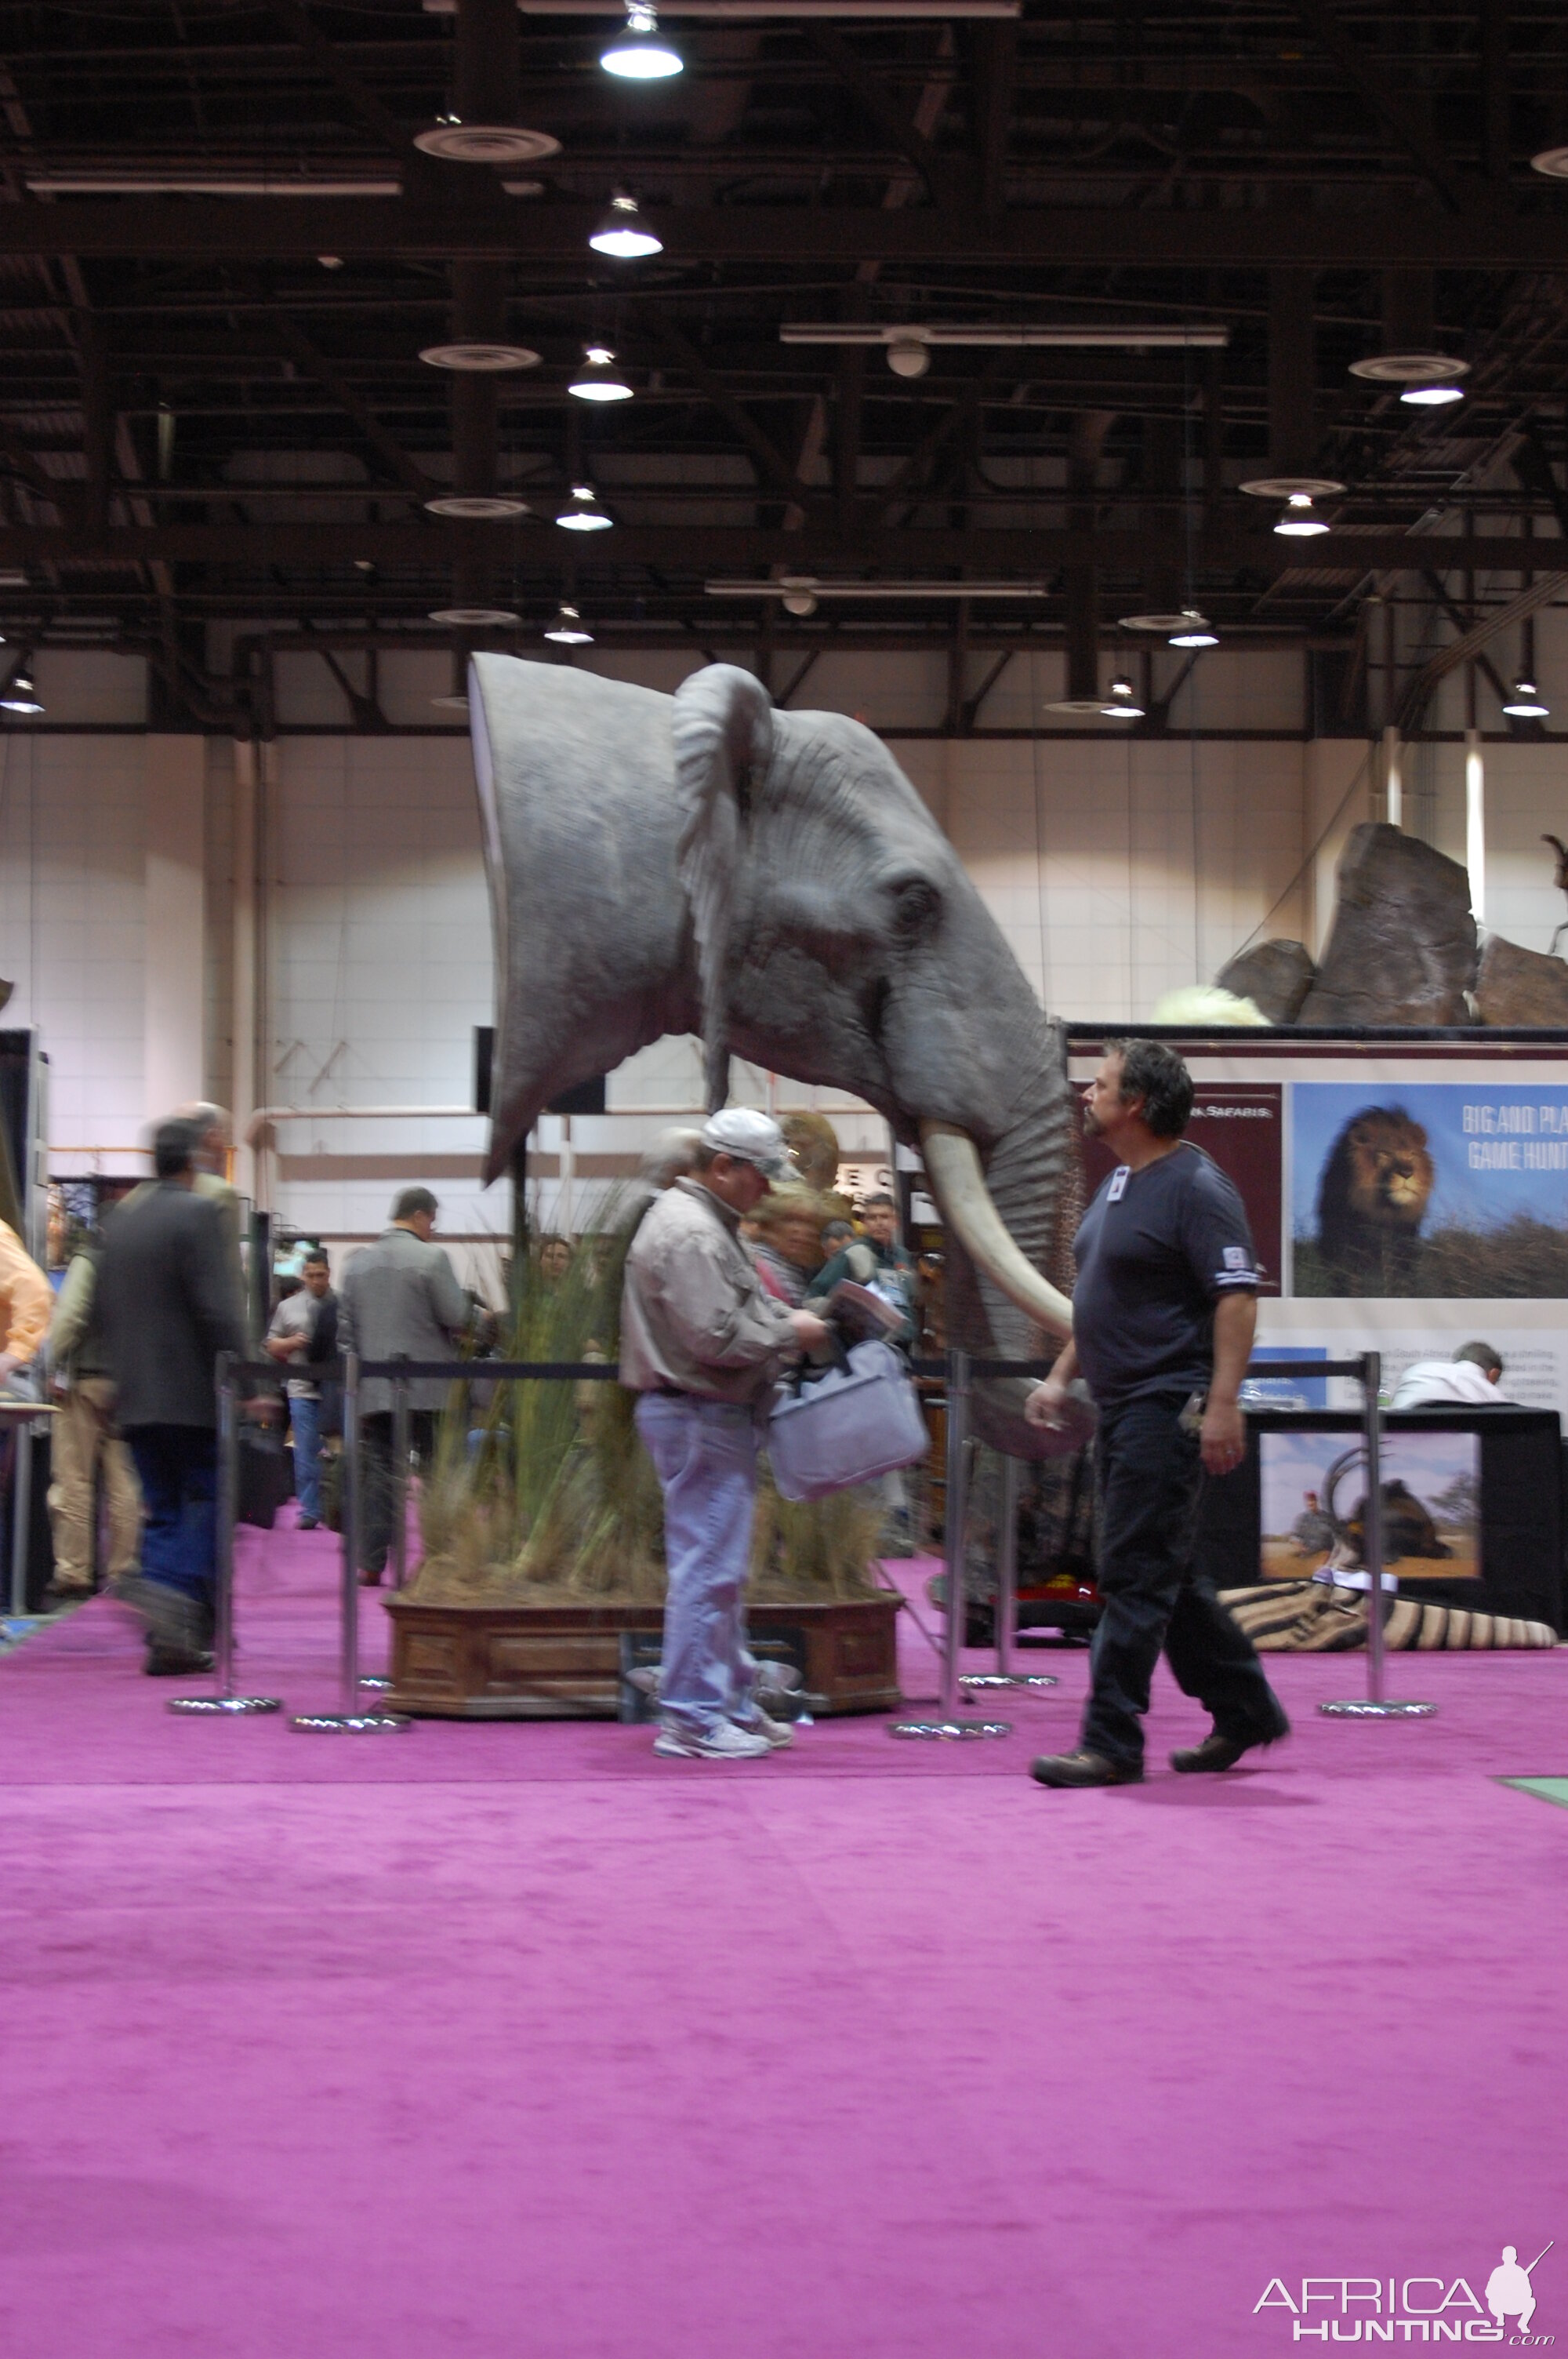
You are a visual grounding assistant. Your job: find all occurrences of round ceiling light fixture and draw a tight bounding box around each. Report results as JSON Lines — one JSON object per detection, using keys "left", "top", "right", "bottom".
{"left": 778, "top": 576, "right": 819, "bottom": 616}
{"left": 556, "top": 484, "right": 613, "bottom": 532}
{"left": 1100, "top": 674, "right": 1145, "bottom": 719}
{"left": 589, "top": 192, "right": 662, "bottom": 260}
{"left": 1348, "top": 352, "right": 1468, "bottom": 386}
{"left": 0, "top": 666, "right": 42, "bottom": 714}
{"left": 423, "top": 493, "right": 532, "bottom": 518}
{"left": 1239, "top": 474, "right": 1346, "bottom": 501}
{"left": 1530, "top": 146, "right": 1568, "bottom": 178}
{"left": 601, "top": 5, "right": 683, "bottom": 79}
{"left": 544, "top": 604, "right": 595, "bottom": 645}
{"left": 1502, "top": 675, "right": 1550, "bottom": 719}
{"left": 886, "top": 337, "right": 931, "bottom": 380}
{"left": 428, "top": 605, "right": 521, "bottom": 627}
{"left": 413, "top": 122, "right": 561, "bottom": 164}
{"left": 419, "top": 341, "right": 541, "bottom": 373}
{"left": 1045, "top": 694, "right": 1125, "bottom": 718}
{"left": 568, "top": 344, "right": 634, "bottom": 402}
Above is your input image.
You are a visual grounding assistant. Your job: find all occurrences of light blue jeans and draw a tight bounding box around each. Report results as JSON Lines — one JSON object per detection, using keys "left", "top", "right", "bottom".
{"left": 289, "top": 1394, "right": 323, "bottom": 1523}
{"left": 635, "top": 1393, "right": 760, "bottom": 1736}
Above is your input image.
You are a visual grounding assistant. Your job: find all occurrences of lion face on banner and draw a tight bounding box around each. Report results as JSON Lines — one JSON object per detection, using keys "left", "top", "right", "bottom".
{"left": 1316, "top": 1107, "right": 1435, "bottom": 1288}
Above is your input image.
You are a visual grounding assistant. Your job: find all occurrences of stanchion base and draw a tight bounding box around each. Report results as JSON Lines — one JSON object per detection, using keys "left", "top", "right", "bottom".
{"left": 289, "top": 1710, "right": 414, "bottom": 1734}
{"left": 960, "top": 1673, "right": 1059, "bottom": 1692}
{"left": 1319, "top": 1699, "right": 1437, "bottom": 1719}
{"left": 167, "top": 1694, "right": 283, "bottom": 1716}
{"left": 358, "top": 1675, "right": 391, "bottom": 1692}
{"left": 887, "top": 1718, "right": 1013, "bottom": 1740}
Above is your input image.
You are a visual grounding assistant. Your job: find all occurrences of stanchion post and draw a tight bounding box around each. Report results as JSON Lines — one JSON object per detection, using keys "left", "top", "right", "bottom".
{"left": 940, "top": 1348, "right": 971, "bottom": 1719}
{"left": 168, "top": 1352, "right": 281, "bottom": 1715}
{"left": 290, "top": 1351, "right": 410, "bottom": 1732}
{"left": 1318, "top": 1347, "right": 1435, "bottom": 1721}
{"left": 1363, "top": 1349, "right": 1386, "bottom": 1708}
{"left": 995, "top": 1448, "right": 1019, "bottom": 1678}
{"left": 391, "top": 1357, "right": 411, "bottom": 1594}
{"left": 215, "top": 1353, "right": 238, "bottom": 1693}
{"left": 9, "top": 1413, "right": 32, "bottom": 1617}
{"left": 339, "top": 1350, "right": 361, "bottom": 1714}
{"left": 889, "top": 1347, "right": 1011, "bottom": 1738}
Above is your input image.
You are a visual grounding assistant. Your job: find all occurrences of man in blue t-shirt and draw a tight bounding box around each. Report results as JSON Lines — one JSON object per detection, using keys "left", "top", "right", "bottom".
{"left": 1025, "top": 1038, "right": 1288, "bottom": 1787}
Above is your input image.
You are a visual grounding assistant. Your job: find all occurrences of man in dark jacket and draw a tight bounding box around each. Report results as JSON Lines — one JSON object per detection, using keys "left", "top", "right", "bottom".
{"left": 96, "top": 1118, "right": 247, "bottom": 1674}
{"left": 338, "top": 1187, "right": 474, "bottom": 1583}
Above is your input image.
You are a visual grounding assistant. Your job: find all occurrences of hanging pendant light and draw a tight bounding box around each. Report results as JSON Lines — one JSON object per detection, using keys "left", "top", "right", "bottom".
{"left": 544, "top": 604, "right": 594, "bottom": 645}
{"left": 0, "top": 665, "right": 42, "bottom": 714}
{"left": 568, "top": 344, "right": 634, "bottom": 402}
{"left": 589, "top": 193, "right": 662, "bottom": 260}
{"left": 556, "top": 484, "right": 613, "bottom": 533}
{"left": 1399, "top": 380, "right": 1466, "bottom": 408}
{"left": 601, "top": 5, "right": 683, "bottom": 79}
{"left": 1274, "top": 491, "right": 1330, "bottom": 537}
{"left": 1167, "top": 611, "right": 1218, "bottom": 649}
{"left": 1502, "top": 676, "right": 1550, "bottom": 719}
{"left": 1100, "top": 674, "right": 1145, "bottom": 719}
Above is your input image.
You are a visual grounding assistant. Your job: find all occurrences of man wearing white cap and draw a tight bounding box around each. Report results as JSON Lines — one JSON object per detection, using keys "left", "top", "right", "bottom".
{"left": 621, "top": 1108, "right": 829, "bottom": 1758}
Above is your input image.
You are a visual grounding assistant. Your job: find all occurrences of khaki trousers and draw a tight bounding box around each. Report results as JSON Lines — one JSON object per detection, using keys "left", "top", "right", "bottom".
{"left": 46, "top": 1376, "right": 143, "bottom": 1589}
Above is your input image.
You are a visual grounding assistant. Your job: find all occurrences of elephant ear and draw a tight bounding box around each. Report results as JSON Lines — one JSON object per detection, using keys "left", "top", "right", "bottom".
{"left": 670, "top": 663, "right": 775, "bottom": 1110}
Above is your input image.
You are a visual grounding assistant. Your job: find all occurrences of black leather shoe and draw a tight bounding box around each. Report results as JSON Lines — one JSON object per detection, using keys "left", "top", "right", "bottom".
{"left": 1171, "top": 1717, "right": 1290, "bottom": 1773}
{"left": 1029, "top": 1748, "right": 1143, "bottom": 1788}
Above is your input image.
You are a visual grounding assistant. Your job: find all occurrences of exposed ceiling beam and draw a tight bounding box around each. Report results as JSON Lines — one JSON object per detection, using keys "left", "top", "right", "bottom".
{"left": 1290, "top": 0, "right": 1470, "bottom": 213}
{"left": 808, "top": 24, "right": 966, "bottom": 205}
{"left": 652, "top": 318, "right": 813, "bottom": 507}
{"left": 0, "top": 198, "right": 1559, "bottom": 268}
{"left": 0, "top": 522, "right": 1557, "bottom": 575}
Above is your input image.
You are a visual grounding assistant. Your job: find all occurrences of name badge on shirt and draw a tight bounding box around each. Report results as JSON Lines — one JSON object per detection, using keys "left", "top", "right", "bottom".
{"left": 1106, "top": 1165, "right": 1131, "bottom": 1202}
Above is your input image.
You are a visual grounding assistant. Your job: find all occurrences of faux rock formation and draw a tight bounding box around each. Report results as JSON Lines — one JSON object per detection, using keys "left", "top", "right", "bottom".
{"left": 1474, "top": 932, "right": 1568, "bottom": 1027}
{"left": 1215, "top": 940, "right": 1316, "bottom": 1025}
{"left": 1297, "top": 823, "right": 1476, "bottom": 1027}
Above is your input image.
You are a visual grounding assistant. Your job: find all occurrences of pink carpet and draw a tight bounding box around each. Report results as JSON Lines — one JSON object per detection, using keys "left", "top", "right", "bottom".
{"left": 0, "top": 1514, "right": 1564, "bottom": 2357}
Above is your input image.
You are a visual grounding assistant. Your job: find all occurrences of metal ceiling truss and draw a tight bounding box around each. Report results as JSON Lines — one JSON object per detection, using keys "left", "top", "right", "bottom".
{"left": 0, "top": 0, "right": 1562, "bottom": 727}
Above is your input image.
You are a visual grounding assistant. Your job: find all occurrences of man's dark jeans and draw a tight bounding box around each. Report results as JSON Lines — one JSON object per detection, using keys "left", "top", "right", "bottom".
{"left": 358, "top": 1408, "right": 437, "bottom": 1575}
{"left": 1080, "top": 1390, "right": 1285, "bottom": 1771}
{"left": 125, "top": 1423, "right": 218, "bottom": 1605}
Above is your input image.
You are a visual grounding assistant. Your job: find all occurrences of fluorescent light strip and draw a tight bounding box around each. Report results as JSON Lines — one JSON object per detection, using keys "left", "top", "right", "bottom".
{"left": 429, "top": 1, "right": 1018, "bottom": 14}
{"left": 781, "top": 323, "right": 1229, "bottom": 349}
{"left": 706, "top": 580, "right": 1051, "bottom": 598}
{"left": 27, "top": 174, "right": 405, "bottom": 196}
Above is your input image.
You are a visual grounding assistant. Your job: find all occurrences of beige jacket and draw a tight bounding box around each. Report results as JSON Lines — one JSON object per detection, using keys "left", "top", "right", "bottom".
{"left": 0, "top": 1219, "right": 54, "bottom": 1364}
{"left": 620, "top": 1179, "right": 798, "bottom": 1405}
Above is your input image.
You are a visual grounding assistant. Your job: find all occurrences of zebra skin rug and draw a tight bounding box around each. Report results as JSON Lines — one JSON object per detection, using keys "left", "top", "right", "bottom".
{"left": 1218, "top": 1579, "right": 1557, "bottom": 1651}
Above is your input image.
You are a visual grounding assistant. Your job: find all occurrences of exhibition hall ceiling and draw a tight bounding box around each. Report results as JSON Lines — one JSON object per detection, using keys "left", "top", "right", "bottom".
{"left": 0, "top": 0, "right": 1564, "bottom": 727}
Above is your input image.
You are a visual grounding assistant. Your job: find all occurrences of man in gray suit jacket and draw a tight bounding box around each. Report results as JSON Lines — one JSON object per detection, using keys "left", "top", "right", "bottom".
{"left": 338, "top": 1187, "right": 474, "bottom": 1583}
{"left": 96, "top": 1118, "right": 247, "bottom": 1673}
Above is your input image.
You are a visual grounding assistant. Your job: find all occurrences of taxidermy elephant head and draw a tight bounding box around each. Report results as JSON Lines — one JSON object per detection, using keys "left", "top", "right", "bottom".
{"left": 469, "top": 655, "right": 1077, "bottom": 1453}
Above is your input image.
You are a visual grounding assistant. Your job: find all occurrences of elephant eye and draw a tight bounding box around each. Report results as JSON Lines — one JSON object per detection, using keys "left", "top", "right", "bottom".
{"left": 889, "top": 878, "right": 940, "bottom": 939}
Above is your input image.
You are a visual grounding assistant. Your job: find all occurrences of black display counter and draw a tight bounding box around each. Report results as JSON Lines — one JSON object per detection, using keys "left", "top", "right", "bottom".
{"left": 1198, "top": 1408, "right": 1565, "bottom": 1634}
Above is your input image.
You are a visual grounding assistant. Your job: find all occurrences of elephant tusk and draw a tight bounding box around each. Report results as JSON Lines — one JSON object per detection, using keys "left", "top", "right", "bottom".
{"left": 919, "top": 1121, "right": 1074, "bottom": 1342}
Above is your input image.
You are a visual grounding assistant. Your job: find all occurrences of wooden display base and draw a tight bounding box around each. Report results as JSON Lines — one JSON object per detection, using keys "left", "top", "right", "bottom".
{"left": 383, "top": 1591, "right": 902, "bottom": 1720}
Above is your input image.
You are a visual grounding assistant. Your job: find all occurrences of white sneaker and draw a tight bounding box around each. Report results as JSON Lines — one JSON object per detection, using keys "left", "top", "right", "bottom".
{"left": 653, "top": 1719, "right": 774, "bottom": 1761}
{"left": 735, "top": 1712, "right": 794, "bottom": 1750}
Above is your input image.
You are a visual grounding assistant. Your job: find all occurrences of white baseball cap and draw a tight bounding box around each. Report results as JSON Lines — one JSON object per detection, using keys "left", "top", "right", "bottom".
{"left": 699, "top": 1107, "right": 790, "bottom": 1182}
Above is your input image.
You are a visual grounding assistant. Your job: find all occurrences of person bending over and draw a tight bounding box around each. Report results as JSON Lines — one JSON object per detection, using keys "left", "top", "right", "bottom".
{"left": 621, "top": 1108, "right": 827, "bottom": 1761}
{"left": 1390, "top": 1339, "right": 1512, "bottom": 1409}
{"left": 1025, "top": 1039, "right": 1288, "bottom": 1787}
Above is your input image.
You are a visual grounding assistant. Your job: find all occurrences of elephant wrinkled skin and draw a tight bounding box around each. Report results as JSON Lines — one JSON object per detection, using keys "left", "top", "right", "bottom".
{"left": 468, "top": 655, "right": 1079, "bottom": 1454}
